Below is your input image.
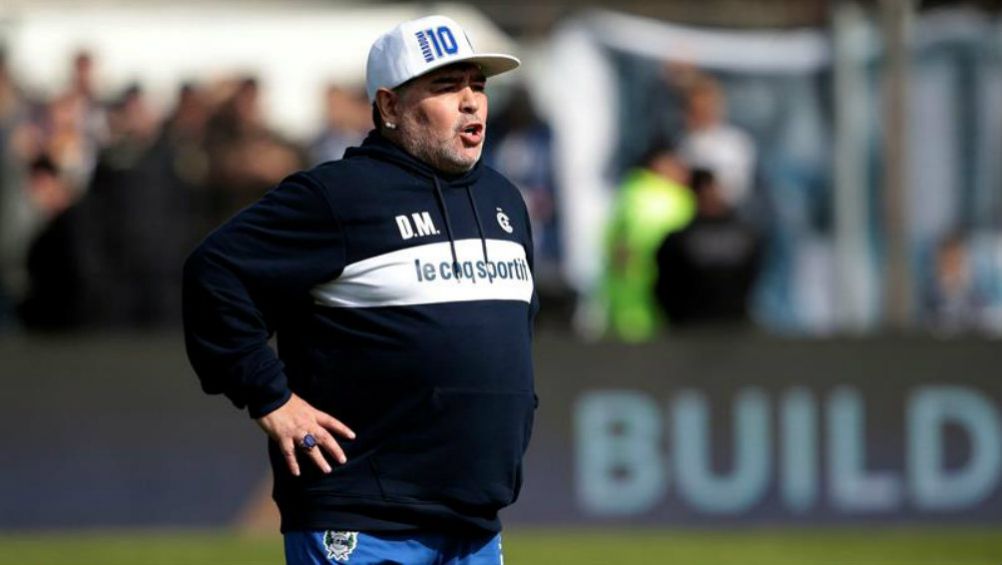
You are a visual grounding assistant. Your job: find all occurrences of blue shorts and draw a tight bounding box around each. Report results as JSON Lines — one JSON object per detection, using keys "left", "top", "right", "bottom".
{"left": 284, "top": 530, "right": 503, "bottom": 565}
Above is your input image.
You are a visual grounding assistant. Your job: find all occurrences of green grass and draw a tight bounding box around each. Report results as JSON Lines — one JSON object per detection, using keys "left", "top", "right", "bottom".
{"left": 0, "top": 528, "right": 1000, "bottom": 564}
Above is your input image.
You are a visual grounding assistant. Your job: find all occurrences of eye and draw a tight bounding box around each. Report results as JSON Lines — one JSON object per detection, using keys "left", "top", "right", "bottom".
{"left": 433, "top": 80, "right": 462, "bottom": 93}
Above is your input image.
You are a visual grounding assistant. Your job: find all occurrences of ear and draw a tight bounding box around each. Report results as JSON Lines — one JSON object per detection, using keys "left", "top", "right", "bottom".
{"left": 375, "top": 88, "right": 400, "bottom": 126}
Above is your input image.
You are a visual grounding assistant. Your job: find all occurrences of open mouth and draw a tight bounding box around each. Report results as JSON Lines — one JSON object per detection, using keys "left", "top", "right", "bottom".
{"left": 459, "top": 123, "right": 484, "bottom": 144}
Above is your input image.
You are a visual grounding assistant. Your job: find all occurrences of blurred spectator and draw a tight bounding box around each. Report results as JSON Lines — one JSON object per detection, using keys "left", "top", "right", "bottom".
{"left": 53, "top": 50, "right": 107, "bottom": 192}
{"left": 26, "top": 154, "right": 73, "bottom": 218}
{"left": 0, "top": 49, "right": 30, "bottom": 325}
{"left": 166, "top": 83, "right": 211, "bottom": 140}
{"left": 71, "top": 84, "right": 168, "bottom": 327}
{"left": 309, "top": 84, "right": 368, "bottom": 165}
{"left": 205, "top": 76, "right": 304, "bottom": 224}
{"left": 676, "top": 72, "right": 756, "bottom": 210}
{"left": 135, "top": 83, "right": 214, "bottom": 321}
{"left": 0, "top": 49, "right": 25, "bottom": 126}
{"left": 41, "top": 93, "right": 98, "bottom": 193}
{"left": 70, "top": 51, "right": 96, "bottom": 101}
{"left": 485, "top": 86, "right": 568, "bottom": 321}
{"left": 922, "top": 232, "right": 992, "bottom": 335}
{"left": 655, "top": 169, "right": 762, "bottom": 329}
{"left": 106, "top": 84, "right": 158, "bottom": 146}
{"left": 153, "top": 82, "right": 213, "bottom": 241}
{"left": 70, "top": 51, "right": 109, "bottom": 145}
{"left": 602, "top": 138, "right": 695, "bottom": 341}
{"left": 17, "top": 155, "right": 80, "bottom": 330}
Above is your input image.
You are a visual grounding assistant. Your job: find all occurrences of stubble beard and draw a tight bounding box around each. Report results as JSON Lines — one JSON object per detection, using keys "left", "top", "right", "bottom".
{"left": 396, "top": 119, "right": 481, "bottom": 175}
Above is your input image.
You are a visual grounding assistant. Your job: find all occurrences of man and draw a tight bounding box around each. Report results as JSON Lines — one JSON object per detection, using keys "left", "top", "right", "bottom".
{"left": 654, "top": 169, "right": 762, "bottom": 329}
{"left": 183, "top": 15, "right": 536, "bottom": 565}
{"left": 309, "top": 84, "right": 369, "bottom": 166}
{"left": 678, "top": 73, "right": 756, "bottom": 210}
{"left": 923, "top": 232, "right": 992, "bottom": 335}
{"left": 602, "top": 138, "right": 695, "bottom": 341}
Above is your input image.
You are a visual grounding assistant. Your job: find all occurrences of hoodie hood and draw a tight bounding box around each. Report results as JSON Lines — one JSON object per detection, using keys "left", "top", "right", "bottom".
{"left": 345, "top": 130, "right": 484, "bottom": 187}
{"left": 345, "top": 130, "right": 492, "bottom": 271}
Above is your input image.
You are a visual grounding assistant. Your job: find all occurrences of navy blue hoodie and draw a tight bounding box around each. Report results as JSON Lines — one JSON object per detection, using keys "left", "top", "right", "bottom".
{"left": 183, "top": 131, "right": 537, "bottom": 534}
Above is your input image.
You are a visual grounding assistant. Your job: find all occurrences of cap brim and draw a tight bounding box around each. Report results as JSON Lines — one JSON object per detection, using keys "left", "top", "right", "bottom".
{"left": 462, "top": 54, "right": 521, "bottom": 78}
{"left": 408, "top": 53, "right": 521, "bottom": 86}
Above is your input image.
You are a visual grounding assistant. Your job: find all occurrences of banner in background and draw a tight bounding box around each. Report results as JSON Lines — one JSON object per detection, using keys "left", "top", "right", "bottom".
{"left": 505, "top": 334, "right": 1002, "bottom": 525}
{"left": 1, "top": 334, "right": 999, "bottom": 528}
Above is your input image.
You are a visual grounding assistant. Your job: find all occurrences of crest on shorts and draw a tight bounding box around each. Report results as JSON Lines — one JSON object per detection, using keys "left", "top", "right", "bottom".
{"left": 323, "top": 530, "right": 358, "bottom": 561}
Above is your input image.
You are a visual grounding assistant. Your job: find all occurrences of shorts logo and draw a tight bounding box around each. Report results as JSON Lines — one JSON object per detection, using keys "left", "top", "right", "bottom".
{"left": 496, "top": 208, "right": 513, "bottom": 234}
{"left": 323, "top": 530, "right": 358, "bottom": 561}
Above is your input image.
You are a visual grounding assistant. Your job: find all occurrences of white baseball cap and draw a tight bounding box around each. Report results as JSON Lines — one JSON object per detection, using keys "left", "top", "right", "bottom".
{"left": 365, "top": 15, "right": 520, "bottom": 102}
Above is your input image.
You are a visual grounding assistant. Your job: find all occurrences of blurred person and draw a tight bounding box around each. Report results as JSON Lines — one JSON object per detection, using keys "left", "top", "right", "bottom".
{"left": 923, "top": 232, "right": 991, "bottom": 335}
{"left": 70, "top": 50, "right": 97, "bottom": 102}
{"left": 677, "top": 72, "right": 756, "bottom": 210}
{"left": 164, "top": 82, "right": 214, "bottom": 175}
{"left": 0, "top": 54, "right": 80, "bottom": 325}
{"left": 132, "top": 82, "right": 215, "bottom": 324}
{"left": 104, "top": 83, "right": 158, "bottom": 146}
{"left": 69, "top": 50, "right": 108, "bottom": 142}
{"left": 25, "top": 154, "right": 73, "bottom": 218}
{"left": 53, "top": 50, "right": 107, "bottom": 190}
{"left": 72, "top": 84, "right": 172, "bottom": 327}
{"left": 184, "top": 15, "right": 533, "bottom": 565}
{"left": 0, "top": 48, "right": 30, "bottom": 325}
{"left": 0, "top": 49, "right": 26, "bottom": 127}
{"left": 166, "top": 82, "right": 211, "bottom": 138}
{"left": 205, "top": 76, "right": 304, "bottom": 223}
{"left": 485, "top": 85, "right": 567, "bottom": 322}
{"left": 154, "top": 82, "right": 213, "bottom": 240}
{"left": 602, "top": 137, "right": 695, "bottom": 341}
{"left": 42, "top": 93, "right": 97, "bottom": 193}
{"left": 309, "top": 84, "right": 368, "bottom": 165}
{"left": 654, "top": 168, "right": 763, "bottom": 329}
{"left": 2, "top": 50, "right": 103, "bottom": 257}
{"left": 16, "top": 155, "right": 82, "bottom": 329}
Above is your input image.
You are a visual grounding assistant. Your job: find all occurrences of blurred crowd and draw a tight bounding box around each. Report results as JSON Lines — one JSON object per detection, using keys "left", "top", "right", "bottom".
{"left": 600, "top": 63, "right": 1002, "bottom": 341}
{"left": 0, "top": 50, "right": 369, "bottom": 330}
{"left": 0, "top": 49, "right": 564, "bottom": 333}
{"left": 601, "top": 70, "right": 762, "bottom": 341}
{"left": 1, "top": 47, "right": 998, "bottom": 339}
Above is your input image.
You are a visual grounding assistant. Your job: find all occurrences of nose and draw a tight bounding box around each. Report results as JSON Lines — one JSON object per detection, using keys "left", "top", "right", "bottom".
{"left": 459, "top": 86, "right": 479, "bottom": 114}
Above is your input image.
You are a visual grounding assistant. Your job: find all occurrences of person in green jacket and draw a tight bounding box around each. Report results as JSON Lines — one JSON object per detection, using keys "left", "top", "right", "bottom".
{"left": 603, "top": 140, "right": 695, "bottom": 341}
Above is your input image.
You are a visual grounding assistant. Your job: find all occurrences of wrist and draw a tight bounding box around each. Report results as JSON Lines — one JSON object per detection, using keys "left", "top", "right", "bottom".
{"left": 249, "top": 388, "right": 293, "bottom": 419}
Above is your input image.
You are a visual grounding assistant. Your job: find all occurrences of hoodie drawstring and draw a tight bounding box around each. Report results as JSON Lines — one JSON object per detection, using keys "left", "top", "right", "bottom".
{"left": 432, "top": 176, "right": 491, "bottom": 279}
{"left": 432, "top": 176, "right": 462, "bottom": 280}
{"left": 465, "top": 185, "right": 490, "bottom": 264}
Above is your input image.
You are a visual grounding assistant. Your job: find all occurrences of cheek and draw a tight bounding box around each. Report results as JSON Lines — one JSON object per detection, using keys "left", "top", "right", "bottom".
{"left": 412, "top": 101, "right": 455, "bottom": 134}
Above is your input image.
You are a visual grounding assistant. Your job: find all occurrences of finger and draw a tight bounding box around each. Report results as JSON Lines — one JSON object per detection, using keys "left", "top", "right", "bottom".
{"left": 280, "top": 438, "right": 301, "bottom": 477}
{"left": 304, "top": 440, "right": 332, "bottom": 474}
{"left": 315, "top": 428, "right": 347, "bottom": 465}
{"left": 317, "top": 412, "right": 356, "bottom": 440}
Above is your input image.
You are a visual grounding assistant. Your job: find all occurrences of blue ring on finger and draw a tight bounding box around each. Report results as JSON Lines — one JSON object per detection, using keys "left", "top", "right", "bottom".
{"left": 301, "top": 433, "right": 317, "bottom": 450}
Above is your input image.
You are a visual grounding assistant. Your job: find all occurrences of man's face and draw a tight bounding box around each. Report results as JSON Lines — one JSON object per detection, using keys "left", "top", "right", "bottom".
{"left": 391, "top": 63, "right": 488, "bottom": 174}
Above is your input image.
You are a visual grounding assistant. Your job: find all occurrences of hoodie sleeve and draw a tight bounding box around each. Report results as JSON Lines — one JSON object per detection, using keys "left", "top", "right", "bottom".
{"left": 182, "top": 172, "right": 345, "bottom": 418}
